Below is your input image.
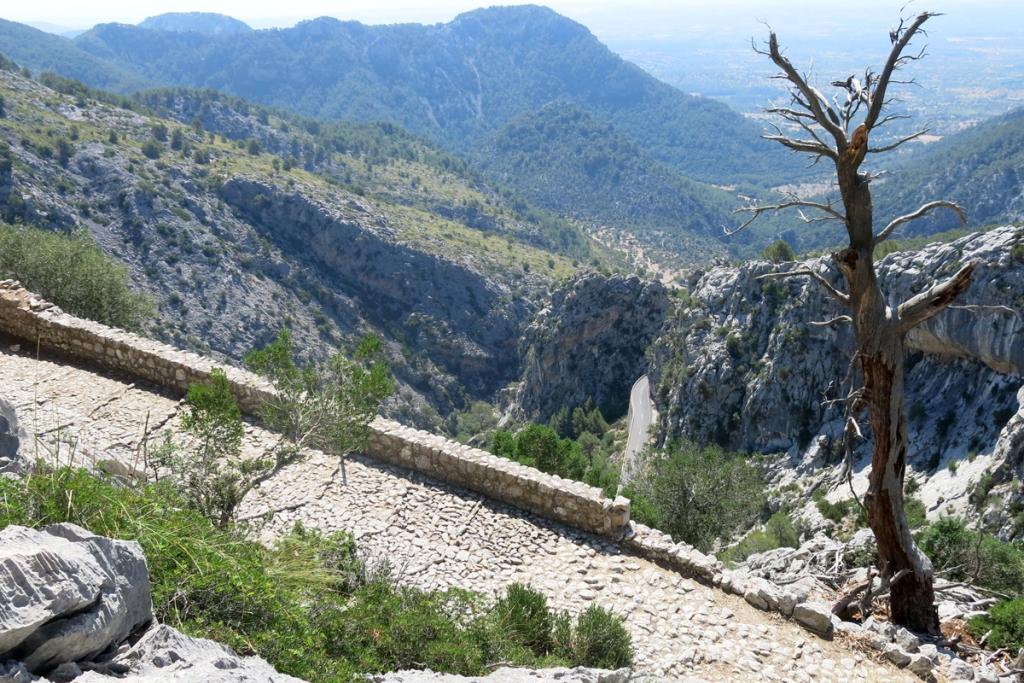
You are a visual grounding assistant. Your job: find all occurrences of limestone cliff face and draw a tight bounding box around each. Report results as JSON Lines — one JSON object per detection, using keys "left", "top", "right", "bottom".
{"left": 508, "top": 272, "right": 670, "bottom": 424}
{"left": 220, "top": 178, "right": 530, "bottom": 397}
{"left": 649, "top": 226, "right": 1024, "bottom": 525}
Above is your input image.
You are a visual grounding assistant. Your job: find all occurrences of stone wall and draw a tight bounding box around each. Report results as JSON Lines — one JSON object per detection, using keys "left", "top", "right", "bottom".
{"left": 0, "top": 280, "right": 629, "bottom": 535}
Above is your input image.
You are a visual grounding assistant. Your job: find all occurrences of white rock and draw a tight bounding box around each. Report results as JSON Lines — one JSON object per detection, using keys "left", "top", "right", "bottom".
{"left": 75, "top": 624, "right": 306, "bottom": 683}
{"left": 975, "top": 666, "right": 999, "bottom": 683}
{"left": 0, "top": 524, "right": 152, "bottom": 674}
{"left": 947, "top": 657, "right": 975, "bottom": 681}
{"left": 792, "top": 602, "right": 833, "bottom": 636}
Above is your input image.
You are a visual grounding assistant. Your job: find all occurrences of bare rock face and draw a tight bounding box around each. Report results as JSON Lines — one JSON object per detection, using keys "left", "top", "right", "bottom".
{"left": 0, "top": 524, "right": 152, "bottom": 674}
{"left": 0, "top": 394, "right": 26, "bottom": 475}
{"left": 75, "top": 624, "right": 306, "bottom": 683}
{"left": 649, "top": 226, "right": 1024, "bottom": 524}
{"left": 508, "top": 272, "right": 670, "bottom": 424}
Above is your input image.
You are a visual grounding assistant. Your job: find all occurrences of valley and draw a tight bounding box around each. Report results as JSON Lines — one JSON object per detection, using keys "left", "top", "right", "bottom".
{"left": 0, "top": 4, "right": 1023, "bottom": 683}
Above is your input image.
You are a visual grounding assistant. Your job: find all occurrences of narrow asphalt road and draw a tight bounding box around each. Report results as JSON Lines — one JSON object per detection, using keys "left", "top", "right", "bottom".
{"left": 621, "top": 375, "right": 654, "bottom": 485}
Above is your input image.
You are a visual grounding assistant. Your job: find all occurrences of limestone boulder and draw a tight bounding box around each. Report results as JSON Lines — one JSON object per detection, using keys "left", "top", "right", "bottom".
{"left": 0, "top": 395, "right": 27, "bottom": 476}
{"left": 792, "top": 602, "right": 834, "bottom": 637}
{"left": 75, "top": 624, "right": 306, "bottom": 683}
{"left": 0, "top": 524, "right": 152, "bottom": 674}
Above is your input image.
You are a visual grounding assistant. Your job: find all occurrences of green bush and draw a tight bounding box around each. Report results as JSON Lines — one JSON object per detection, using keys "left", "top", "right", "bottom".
{"left": 1007, "top": 243, "right": 1024, "bottom": 264}
{"left": 245, "top": 329, "right": 394, "bottom": 482}
{"left": 969, "top": 599, "right": 1024, "bottom": 650}
{"left": 0, "top": 224, "right": 152, "bottom": 330}
{"left": 554, "top": 604, "right": 633, "bottom": 669}
{"left": 492, "top": 583, "right": 554, "bottom": 656}
{"left": 141, "top": 139, "right": 162, "bottom": 159}
{"left": 919, "top": 517, "right": 1024, "bottom": 595}
{"left": 904, "top": 496, "right": 928, "bottom": 529}
{"left": 761, "top": 239, "right": 795, "bottom": 263}
{"left": 720, "top": 511, "right": 799, "bottom": 563}
{"left": 491, "top": 424, "right": 589, "bottom": 482}
{"left": 766, "top": 511, "right": 799, "bottom": 548}
{"left": 625, "top": 438, "right": 765, "bottom": 552}
{"left": 155, "top": 368, "right": 249, "bottom": 528}
{"left": 816, "top": 495, "right": 856, "bottom": 524}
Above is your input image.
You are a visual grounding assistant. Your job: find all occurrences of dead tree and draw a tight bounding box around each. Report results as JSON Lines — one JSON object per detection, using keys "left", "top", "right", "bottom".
{"left": 738, "top": 12, "right": 972, "bottom": 634}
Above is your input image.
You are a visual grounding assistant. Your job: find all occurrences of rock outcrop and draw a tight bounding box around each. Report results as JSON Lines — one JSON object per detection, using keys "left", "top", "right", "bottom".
{"left": 75, "top": 624, "right": 305, "bottom": 683}
{"left": 0, "top": 524, "right": 303, "bottom": 682}
{"left": 0, "top": 394, "right": 26, "bottom": 475}
{"left": 507, "top": 273, "right": 670, "bottom": 424}
{"left": 648, "top": 226, "right": 1024, "bottom": 524}
{"left": 0, "top": 524, "right": 151, "bottom": 674}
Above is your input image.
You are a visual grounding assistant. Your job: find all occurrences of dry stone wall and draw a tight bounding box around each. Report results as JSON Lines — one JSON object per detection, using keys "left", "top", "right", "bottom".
{"left": 0, "top": 280, "right": 629, "bottom": 536}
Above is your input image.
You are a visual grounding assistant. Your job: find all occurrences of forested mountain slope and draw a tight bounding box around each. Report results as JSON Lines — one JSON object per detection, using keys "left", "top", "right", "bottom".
{"left": 469, "top": 101, "right": 740, "bottom": 270}
{"left": 64, "top": 6, "right": 802, "bottom": 186}
{"left": 138, "top": 12, "right": 253, "bottom": 34}
{"left": 873, "top": 107, "right": 1024, "bottom": 235}
{"left": 0, "top": 65, "right": 617, "bottom": 429}
{"left": 0, "top": 18, "right": 153, "bottom": 93}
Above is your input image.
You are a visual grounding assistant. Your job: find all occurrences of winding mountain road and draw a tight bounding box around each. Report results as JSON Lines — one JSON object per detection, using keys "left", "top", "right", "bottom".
{"left": 621, "top": 375, "right": 655, "bottom": 485}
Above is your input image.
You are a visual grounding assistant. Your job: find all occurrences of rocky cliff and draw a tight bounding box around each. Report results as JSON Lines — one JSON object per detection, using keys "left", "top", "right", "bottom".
{"left": 648, "top": 226, "right": 1024, "bottom": 528}
{"left": 0, "top": 68, "right": 596, "bottom": 427}
{"left": 506, "top": 272, "right": 669, "bottom": 425}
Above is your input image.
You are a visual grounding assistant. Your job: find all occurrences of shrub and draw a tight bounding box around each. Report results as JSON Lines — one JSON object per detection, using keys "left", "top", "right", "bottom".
{"left": 1011, "top": 243, "right": 1024, "bottom": 264}
{"left": 904, "top": 496, "right": 928, "bottom": 529}
{"left": 766, "top": 511, "right": 800, "bottom": 548}
{"left": 762, "top": 239, "right": 795, "bottom": 263}
{"left": 491, "top": 424, "right": 588, "bottom": 482}
{"left": 554, "top": 604, "right": 633, "bottom": 669}
{"left": 0, "top": 224, "right": 152, "bottom": 330}
{"left": 151, "top": 122, "right": 168, "bottom": 141}
{"left": 919, "top": 517, "right": 1024, "bottom": 595}
{"left": 154, "top": 369, "right": 248, "bottom": 528}
{"left": 141, "top": 139, "right": 162, "bottom": 159}
{"left": 970, "top": 600, "right": 1024, "bottom": 650}
{"left": 492, "top": 583, "right": 553, "bottom": 656}
{"left": 625, "top": 438, "right": 765, "bottom": 552}
{"left": 245, "top": 330, "right": 394, "bottom": 480}
{"left": 56, "top": 138, "right": 73, "bottom": 167}
{"left": 816, "top": 495, "right": 855, "bottom": 524}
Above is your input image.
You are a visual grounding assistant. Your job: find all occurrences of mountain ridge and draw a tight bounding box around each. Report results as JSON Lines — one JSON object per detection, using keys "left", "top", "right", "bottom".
{"left": 58, "top": 5, "right": 803, "bottom": 186}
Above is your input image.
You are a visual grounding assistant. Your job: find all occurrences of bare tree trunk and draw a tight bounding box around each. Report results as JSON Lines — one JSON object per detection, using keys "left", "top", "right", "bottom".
{"left": 744, "top": 11, "right": 977, "bottom": 633}
{"left": 835, "top": 167, "right": 942, "bottom": 634}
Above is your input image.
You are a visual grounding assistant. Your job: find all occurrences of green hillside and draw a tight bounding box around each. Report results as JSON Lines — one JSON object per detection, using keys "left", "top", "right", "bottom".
{"left": 0, "top": 64, "right": 629, "bottom": 426}
{"left": 470, "top": 101, "right": 742, "bottom": 269}
{"left": 63, "top": 6, "right": 802, "bottom": 186}
{"left": 0, "top": 18, "right": 152, "bottom": 93}
{"left": 873, "top": 107, "right": 1024, "bottom": 235}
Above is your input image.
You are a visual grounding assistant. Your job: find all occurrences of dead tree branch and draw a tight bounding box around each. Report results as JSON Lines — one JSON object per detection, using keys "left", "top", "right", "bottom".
{"left": 865, "top": 12, "right": 938, "bottom": 130}
{"left": 730, "top": 197, "right": 847, "bottom": 236}
{"left": 898, "top": 261, "right": 978, "bottom": 332}
{"left": 874, "top": 200, "right": 967, "bottom": 245}
{"left": 757, "top": 269, "right": 851, "bottom": 307}
{"left": 809, "top": 315, "right": 853, "bottom": 327}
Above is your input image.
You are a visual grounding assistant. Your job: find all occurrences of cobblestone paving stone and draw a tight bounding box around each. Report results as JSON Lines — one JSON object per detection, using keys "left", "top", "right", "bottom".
{"left": 0, "top": 345, "right": 919, "bottom": 683}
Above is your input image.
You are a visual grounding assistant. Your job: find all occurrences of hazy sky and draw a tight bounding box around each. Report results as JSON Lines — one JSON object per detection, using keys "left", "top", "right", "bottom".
{"left": 9, "top": 0, "right": 1023, "bottom": 41}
